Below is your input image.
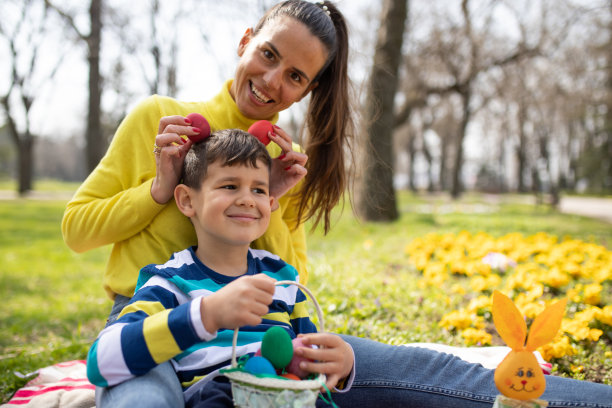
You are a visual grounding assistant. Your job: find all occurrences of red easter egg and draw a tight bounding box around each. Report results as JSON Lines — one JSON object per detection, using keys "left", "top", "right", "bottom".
{"left": 286, "top": 337, "right": 314, "bottom": 379}
{"left": 281, "top": 373, "right": 301, "bottom": 381}
{"left": 247, "top": 120, "right": 274, "bottom": 145}
{"left": 186, "top": 113, "right": 211, "bottom": 143}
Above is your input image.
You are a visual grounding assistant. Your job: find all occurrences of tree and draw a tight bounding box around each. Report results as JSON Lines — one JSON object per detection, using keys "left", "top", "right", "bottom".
{"left": 45, "top": 0, "right": 105, "bottom": 173}
{"left": 356, "top": 0, "right": 408, "bottom": 221}
{"left": 0, "top": 0, "right": 63, "bottom": 194}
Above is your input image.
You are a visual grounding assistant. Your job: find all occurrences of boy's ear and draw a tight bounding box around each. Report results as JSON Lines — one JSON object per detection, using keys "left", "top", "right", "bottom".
{"left": 237, "top": 28, "right": 253, "bottom": 57}
{"left": 174, "top": 184, "right": 196, "bottom": 217}
{"left": 270, "top": 195, "right": 279, "bottom": 212}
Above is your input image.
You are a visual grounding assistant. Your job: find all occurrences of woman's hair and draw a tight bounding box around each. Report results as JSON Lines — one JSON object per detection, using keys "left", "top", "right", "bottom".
{"left": 254, "top": 0, "right": 355, "bottom": 234}
{"left": 182, "top": 129, "right": 271, "bottom": 190}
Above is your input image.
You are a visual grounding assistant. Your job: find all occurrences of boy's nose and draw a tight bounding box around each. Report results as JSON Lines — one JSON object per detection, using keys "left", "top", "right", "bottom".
{"left": 236, "top": 193, "right": 255, "bottom": 207}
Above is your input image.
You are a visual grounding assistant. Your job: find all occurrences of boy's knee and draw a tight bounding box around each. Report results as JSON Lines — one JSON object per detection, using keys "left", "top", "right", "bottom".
{"left": 96, "top": 362, "right": 184, "bottom": 408}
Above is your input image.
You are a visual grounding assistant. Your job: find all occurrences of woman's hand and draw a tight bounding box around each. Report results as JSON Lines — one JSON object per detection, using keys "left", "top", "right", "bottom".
{"left": 295, "top": 333, "right": 354, "bottom": 391}
{"left": 268, "top": 125, "right": 308, "bottom": 205}
{"left": 150, "top": 116, "right": 200, "bottom": 204}
{"left": 200, "top": 274, "right": 275, "bottom": 334}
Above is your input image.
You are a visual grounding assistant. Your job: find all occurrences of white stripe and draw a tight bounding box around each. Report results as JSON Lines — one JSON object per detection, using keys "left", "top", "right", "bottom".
{"left": 176, "top": 343, "right": 260, "bottom": 372}
{"left": 249, "top": 248, "right": 280, "bottom": 261}
{"left": 96, "top": 323, "right": 131, "bottom": 386}
{"left": 140, "top": 275, "right": 190, "bottom": 304}
{"left": 190, "top": 296, "right": 217, "bottom": 341}
{"left": 273, "top": 283, "right": 298, "bottom": 306}
{"left": 188, "top": 288, "right": 215, "bottom": 299}
{"left": 155, "top": 249, "right": 195, "bottom": 269}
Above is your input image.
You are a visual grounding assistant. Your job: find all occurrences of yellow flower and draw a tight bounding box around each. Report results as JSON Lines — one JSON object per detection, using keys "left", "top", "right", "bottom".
{"left": 583, "top": 283, "right": 602, "bottom": 305}
{"left": 467, "top": 295, "right": 491, "bottom": 314}
{"left": 439, "top": 310, "right": 474, "bottom": 331}
{"left": 461, "top": 328, "right": 492, "bottom": 346}
{"left": 597, "top": 305, "right": 612, "bottom": 326}
{"left": 539, "top": 266, "right": 570, "bottom": 289}
{"left": 539, "top": 335, "right": 576, "bottom": 360}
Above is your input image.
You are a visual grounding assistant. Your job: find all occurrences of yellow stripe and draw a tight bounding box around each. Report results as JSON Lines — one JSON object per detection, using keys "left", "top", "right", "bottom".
{"left": 118, "top": 300, "right": 165, "bottom": 319}
{"left": 263, "top": 312, "right": 290, "bottom": 325}
{"left": 289, "top": 301, "right": 309, "bottom": 320}
{"left": 142, "top": 309, "right": 182, "bottom": 363}
{"left": 182, "top": 375, "right": 206, "bottom": 388}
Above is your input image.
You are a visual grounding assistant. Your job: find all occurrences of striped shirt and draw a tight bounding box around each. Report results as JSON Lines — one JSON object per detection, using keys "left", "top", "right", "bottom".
{"left": 86, "top": 247, "right": 316, "bottom": 395}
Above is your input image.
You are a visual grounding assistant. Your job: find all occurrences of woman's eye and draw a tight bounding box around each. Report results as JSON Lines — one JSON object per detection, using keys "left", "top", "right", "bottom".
{"left": 290, "top": 72, "right": 301, "bottom": 83}
{"left": 263, "top": 49, "right": 274, "bottom": 60}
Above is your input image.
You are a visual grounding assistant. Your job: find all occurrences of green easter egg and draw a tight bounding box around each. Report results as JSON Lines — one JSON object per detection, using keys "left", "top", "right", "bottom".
{"left": 261, "top": 326, "right": 294, "bottom": 369}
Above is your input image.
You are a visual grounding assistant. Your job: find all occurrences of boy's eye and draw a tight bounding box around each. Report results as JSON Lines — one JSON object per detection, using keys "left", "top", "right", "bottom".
{"left": 221, "top": 184, "right": 236, "bottom": 190}
{"left": 253, "top": 188, "right": 267, "bottom": 195}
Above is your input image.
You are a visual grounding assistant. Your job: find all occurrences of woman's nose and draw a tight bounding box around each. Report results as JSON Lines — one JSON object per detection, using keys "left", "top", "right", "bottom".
{"left": 263, "top": 68, "right": 281, "bottom": 90}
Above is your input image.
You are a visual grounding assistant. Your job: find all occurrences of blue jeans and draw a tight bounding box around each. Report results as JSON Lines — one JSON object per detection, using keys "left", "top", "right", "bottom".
{"left": 97, "top": 296, "right": 612, "bottom": 408}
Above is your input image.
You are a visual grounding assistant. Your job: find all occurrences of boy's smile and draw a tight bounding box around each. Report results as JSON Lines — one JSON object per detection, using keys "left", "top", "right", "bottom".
{"left": 187, "top": 160, "right": 274, "bottom": 250}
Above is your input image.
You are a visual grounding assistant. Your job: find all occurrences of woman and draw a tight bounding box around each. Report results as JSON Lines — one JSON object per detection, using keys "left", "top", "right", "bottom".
{"left": 63, "top": 1, "right": 612, "bottom": 407}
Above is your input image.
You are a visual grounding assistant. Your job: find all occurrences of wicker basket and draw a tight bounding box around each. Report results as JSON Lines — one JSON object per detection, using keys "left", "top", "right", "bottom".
{"left": 223, "top": 280, "right": 326, "bottom": 408}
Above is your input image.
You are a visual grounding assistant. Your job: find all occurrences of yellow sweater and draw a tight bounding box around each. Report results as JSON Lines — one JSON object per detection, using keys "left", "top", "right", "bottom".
{"left": 62, "top": 80, "right": 308, "bottom": 299}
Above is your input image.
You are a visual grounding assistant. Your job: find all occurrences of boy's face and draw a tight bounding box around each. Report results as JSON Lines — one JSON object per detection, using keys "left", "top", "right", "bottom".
{"left": 185, "top": 160, "right": 274, "bottom": 247}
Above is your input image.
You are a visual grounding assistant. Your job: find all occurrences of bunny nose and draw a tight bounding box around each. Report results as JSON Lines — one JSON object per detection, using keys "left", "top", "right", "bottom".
{"left": 521, "top": 380, "right": 527, "bottom": 385}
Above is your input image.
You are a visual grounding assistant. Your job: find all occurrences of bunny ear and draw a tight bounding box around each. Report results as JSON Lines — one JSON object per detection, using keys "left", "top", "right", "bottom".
{"left": 525, "top": 297, "right": 567, "bottom": 351}
{"left": 492, "top": 290, "right": 527, "bottom": 350}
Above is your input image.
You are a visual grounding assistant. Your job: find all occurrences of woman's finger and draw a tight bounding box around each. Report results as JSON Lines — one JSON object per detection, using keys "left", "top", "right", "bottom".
{"left": 158, "top": 115, "right": 192, "bottom": 133}
{"left": 268, "top": 125, "right": 293, "bottom": 153}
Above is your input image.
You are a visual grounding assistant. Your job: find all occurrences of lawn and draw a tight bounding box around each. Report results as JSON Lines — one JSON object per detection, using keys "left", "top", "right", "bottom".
{"left": 1, "top": 191, "right": 611, "bottom": 402}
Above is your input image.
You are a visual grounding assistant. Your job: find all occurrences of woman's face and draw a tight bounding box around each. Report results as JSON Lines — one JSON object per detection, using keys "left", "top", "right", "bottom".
{"left": 230, "top": 16, "right": 329, "bottom": 120}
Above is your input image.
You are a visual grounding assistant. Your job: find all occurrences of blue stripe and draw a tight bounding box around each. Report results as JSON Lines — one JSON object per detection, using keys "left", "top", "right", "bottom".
{"left": 174, "top": 330, "right": 266, "bottom": 361}
{"left": 134, "top": 269, "right": 155, "bottom": 292}
{"left": 168, "top": 302, "right": 200, "bottom": 350}
{"left": 121, "top": 319, "right": 157, "bottom": 375}
{"left": 136, "top": 285, "right": 180, "bottom": 309}
{"left": 169, "top": 276, "right": 224, "bottom": 294}
{"left": 86, "top": 340, "right": 108, "bottom": 387}
{"left": 262, "top": 263, "right": 298, "bottom": 282}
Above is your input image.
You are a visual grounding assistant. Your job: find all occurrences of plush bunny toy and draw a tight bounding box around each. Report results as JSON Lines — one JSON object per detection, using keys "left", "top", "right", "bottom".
{"left": 491, "top": 290, "right": 567, "bottom": 408}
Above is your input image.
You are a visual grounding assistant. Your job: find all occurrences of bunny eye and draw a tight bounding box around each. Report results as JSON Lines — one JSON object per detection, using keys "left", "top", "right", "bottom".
{"left": 516, "top": 369, "right": 525, "bottom": 377}
{"left": 526, "top": 369, "right": 534, "bottom": 378}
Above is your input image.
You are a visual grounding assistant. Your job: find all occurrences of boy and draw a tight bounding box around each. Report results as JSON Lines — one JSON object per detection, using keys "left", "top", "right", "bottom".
{"left": 86, "top": 129, "right": 354, "bottom": 406}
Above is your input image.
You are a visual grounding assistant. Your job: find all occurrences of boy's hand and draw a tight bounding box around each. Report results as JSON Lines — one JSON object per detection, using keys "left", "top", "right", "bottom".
{"left": 200, "top": 274, "right": 275, "bottom": 333}
{"left": 295, "top": 333, "right": 354, "bottom": 391}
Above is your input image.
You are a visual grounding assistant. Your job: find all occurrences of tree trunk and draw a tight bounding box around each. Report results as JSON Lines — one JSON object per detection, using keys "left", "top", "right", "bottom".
{"left": 356, "top": 0, "right": 408, "bottom": 221}
{"left": 450, "top": 91, "right": 471, "bottom": 198}
{"left": 86, "top": 0, "right": 105, "bottom": 173}
{"left": 17, "top": 135, "right": 34, "bottom": 195}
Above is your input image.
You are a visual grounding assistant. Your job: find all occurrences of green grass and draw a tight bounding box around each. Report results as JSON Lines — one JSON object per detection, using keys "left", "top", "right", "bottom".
{"left": 1, "top": 190, "right": 611, "bottom": 401}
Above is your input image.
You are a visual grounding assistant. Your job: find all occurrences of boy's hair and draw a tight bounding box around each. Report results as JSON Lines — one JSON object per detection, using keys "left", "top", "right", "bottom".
{"left": 182, "top": 128, "right": 272, "bottom": 189}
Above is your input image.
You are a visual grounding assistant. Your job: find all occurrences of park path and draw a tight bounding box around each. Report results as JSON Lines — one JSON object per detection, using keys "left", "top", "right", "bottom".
{"left": 0, "top": 190, "right": 610, "bottom": 224}
{"left": 558, "top": 196, "right": 612, "bottom": 224}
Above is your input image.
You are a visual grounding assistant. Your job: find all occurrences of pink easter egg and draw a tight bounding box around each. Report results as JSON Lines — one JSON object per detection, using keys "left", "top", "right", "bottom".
{"left": 286, "top": 337, "right": 314, "bottom": 379}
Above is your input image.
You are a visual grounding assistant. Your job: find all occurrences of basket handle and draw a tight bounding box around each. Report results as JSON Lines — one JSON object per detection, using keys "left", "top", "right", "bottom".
{"left": 230, "top": 280, "right": 325, "bottom": 368}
